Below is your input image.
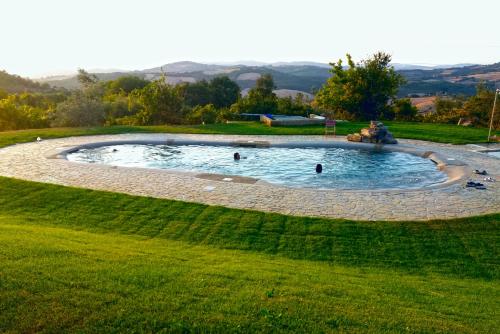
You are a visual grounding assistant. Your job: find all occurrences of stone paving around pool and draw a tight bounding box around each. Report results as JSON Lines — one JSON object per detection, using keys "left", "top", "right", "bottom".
{"left": 0, "top": 133, "right": 498, "bottom": 221}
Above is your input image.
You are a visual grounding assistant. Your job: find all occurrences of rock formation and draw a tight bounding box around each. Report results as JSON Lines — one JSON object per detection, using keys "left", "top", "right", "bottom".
{"left": 347, "top": 121, "right": 397, "bottom": 144}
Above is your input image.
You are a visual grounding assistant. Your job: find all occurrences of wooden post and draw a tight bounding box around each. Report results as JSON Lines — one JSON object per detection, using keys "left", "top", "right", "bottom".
{"left": 488, "top": 89, "right": 499, "bottom": 142}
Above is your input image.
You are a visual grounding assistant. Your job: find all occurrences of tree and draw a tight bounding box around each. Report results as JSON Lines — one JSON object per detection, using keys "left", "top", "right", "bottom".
{"left": 461, "top": 84, "right": 498, "bottom": 127}
{"left": 422, "top": 85, "right": 496, "bottom": 126}
{"left": 107, "top": 76, "right": 149, "bottom": 94}
{"left": 393, "top": 98, "right": 417, "bottom": 121}
{"left": 103, "top": 95, "right": 138, "bottom": 125}
{"left": 424, "top": 97, "right": 465, "bottom": 123}
{"left": 314, "top": 52, "right": 405, "bottom": 120}
{"left": 186, "top": 104, "right": 218, "bottom": 124}
{"left": 0, "top": 95, "right": 50, "bottom": 130}
{"left": 52, "top": 92, "right": 105, "bottom": 127}
{"left": 209, "top": 76, "right": 240, "bottom": 109}
{"left": 180, "top": 80, "right": 212, "bottom": 107}
{"left": 0, "top": 97, "right": 30, "bottom": 130}
{"left": 277, "top": 95, "right": 313, "bottom": 116}
{"left": 233, "top": 74, "right": 278, "bottom": 115}
{"left": 216, "top": 107, "right": 239, "bottom": 123}
{"left": 132, "top": 75, "right": 184, "bottom": 125}
{"left": 77, "top": 69, "right": 98, "bottom": 88}
{"left": 251, "top": 74, "right": 276, "bottom": 98}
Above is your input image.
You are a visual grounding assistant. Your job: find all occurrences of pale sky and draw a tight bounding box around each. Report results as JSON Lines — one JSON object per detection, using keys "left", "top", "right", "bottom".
{"left": 2, "top": 0, "right": 499, "bottom": 77}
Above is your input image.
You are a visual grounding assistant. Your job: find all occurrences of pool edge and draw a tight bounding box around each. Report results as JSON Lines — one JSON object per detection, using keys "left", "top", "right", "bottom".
{"left": 55, "top": 138, "right": 470, "bottom": 193}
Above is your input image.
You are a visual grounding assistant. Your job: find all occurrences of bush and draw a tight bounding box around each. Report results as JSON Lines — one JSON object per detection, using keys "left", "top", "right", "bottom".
{"left": 393, "top": 98, "right": 417, "bottom": 121}
{"left": 0, "top": 96, "right": 50, "bottom": 130}
{"left": 131, "top": 78, "right": 184, "bottom": 125}
{"left": 216, "top": 107, "right": 239, "bottom": 123}
{"left": 52, "top": 93, "right": 105, "bottom": 127}
{"left": 107, "top": 76, "right": 149, "bottom": 94}
{"left": 277, "top": 96, "right": 313, "bottom": 116}
{"left": 186, "top": 104, "right": 218, "bottom": 124}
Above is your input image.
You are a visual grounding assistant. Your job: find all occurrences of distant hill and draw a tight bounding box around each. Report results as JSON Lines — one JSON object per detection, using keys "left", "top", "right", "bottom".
{"left": 142, "top": 61, "right": 237, "bottom": 75}
{"left": 241, "top": 88, "right": 314, "bottom": 100}
{"left": 37, "top": 72, "right": 151, "bottom": 90}
{"left": 0, "top": 70, "right": 52, "bottom": 93}
{"left": 391, "top": 63, "right": 477, "bottom": 71}
{"left": 36, "top": 61, "right": 500, "bottom": 97}
{"left": 398, "top": 62, "right": 500, "bottom": 96}
{"left": 410, "top": 96, "right": 437, "bottom": 114}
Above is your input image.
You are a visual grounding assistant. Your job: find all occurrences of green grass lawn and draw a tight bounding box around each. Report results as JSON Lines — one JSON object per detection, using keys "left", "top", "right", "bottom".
{"left": 0, "top": 177, "right": 499, "bottom": 332}
{"left": 0, "top": 121, "right": 498, "bottom": 148}
{"left": 0, "top": 124, "right": 499, "bottom": 332}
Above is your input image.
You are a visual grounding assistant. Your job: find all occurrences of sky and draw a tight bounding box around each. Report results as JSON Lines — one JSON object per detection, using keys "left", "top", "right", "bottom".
{"left": 2, "top": 0, "right": 500, "bottom": 77}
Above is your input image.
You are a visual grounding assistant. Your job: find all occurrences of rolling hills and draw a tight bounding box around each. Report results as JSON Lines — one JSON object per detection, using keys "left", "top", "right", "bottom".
{"left": 4, "top": 60, "right": 499, "bottom": 98}
{"left": 0, "top": 70, "right": 52, "bottom": 93}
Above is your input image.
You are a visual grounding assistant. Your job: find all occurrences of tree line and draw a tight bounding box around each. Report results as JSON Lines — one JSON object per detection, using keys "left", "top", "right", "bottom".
{"left": 0, "top": 69, "right": 312, "bottom": 131}
{"left": 1, "top": 53, "right": 498, "bottom": 131}
{"left": 313, "top": 52, "right": 498, "bottom": 126}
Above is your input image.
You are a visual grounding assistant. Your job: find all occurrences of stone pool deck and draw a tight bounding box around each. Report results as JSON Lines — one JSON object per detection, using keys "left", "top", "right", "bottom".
{"left": 0, "top": 133, "right": 498, "bottom": 221}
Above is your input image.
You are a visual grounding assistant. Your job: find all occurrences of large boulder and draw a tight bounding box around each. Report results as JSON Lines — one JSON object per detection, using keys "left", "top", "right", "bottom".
{"left": 346, "top": 133, "right": 362, "bottom": 142}
{"left": 347, "top": 121, "right": 397, "bottom": 144}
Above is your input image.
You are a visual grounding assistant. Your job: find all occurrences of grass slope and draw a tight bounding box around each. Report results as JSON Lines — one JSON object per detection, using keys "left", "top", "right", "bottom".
{"left": 0, "top": 121, "right": 498, "bottom": 149}
{"left": 2, "top": 223, "right": 498, "bottom": 333}
{"left": 0, "top": 177, "right": 498, "bottom": 279}
{"left": 0, "top": 177, "right": 499, "bottom": 332}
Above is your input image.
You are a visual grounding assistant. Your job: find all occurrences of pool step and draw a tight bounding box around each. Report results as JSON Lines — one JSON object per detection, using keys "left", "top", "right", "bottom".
{"left": 195, "top": 173, "right": 259, "bottom": 184}
{"left": 231, "top": 140, "right": 270, "bottom": 148}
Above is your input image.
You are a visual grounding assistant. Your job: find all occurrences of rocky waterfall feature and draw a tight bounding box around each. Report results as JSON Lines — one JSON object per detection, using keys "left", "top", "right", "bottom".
{"left": 347, "top": 121, "right": 398, "bottom": 144}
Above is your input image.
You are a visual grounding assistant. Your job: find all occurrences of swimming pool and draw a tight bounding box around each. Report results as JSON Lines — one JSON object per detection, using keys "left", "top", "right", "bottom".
{"left": 486, "top": 150, "right": 500, "bottom": 158}
{"left": 66, "top": 144, "right": 448, "bottom": 190}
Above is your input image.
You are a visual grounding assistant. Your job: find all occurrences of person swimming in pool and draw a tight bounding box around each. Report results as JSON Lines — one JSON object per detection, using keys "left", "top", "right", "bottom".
{"left": 234, "top": 152, "right": 248, "bottom": 160}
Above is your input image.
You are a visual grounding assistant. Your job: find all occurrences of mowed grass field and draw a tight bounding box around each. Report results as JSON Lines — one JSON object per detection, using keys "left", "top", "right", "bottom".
{"left": 0, "top": 177, "right": 499, "bottom": 332}
{"left": 0, "top": 120, "right": 498, "bottom": 148}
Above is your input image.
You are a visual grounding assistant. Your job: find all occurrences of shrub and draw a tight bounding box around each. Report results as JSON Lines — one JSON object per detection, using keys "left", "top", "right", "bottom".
{"left": 393, "top": 98, "right": 418, "bottom": 121}
{"left": 51, "top": 92, "right": 105, "bottom": 127}
{"left": 186, "top": 104, "right": 218, "bottom": 124}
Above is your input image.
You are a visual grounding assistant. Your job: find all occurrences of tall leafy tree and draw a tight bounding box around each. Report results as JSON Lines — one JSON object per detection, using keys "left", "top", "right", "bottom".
{"left": 315, "top": 52, "right": 405, "bottom": 120}
{"left": 178, "top": 76, "right": 239, "bottom": 109}
{"left": 0, "top": 96, "right": 36, "bottom": 130}
{"left": 186, "top": 104, "right": 218, "bottom": 124}
{"left": 132, "top": 75, "right": 184, "bottom": 125}
{"left": 77, "top": 69, "right": 98, "bottom": 88}
{"left": 250, "top": 74, "right": 276, "bottom": 99}
{"left": 51, "top": 92, "right": 105, "bottom": 127}
{"left": 107, "top": 76, "right": 149, "bottom": 94}
{"left": 461, "top": 84, "right": 498, "bottom": 127}
{"left": 239, "top": 74, "right": 278, "bottom": 114}
{"left": 180, "top": 80, "right": 212, "bottom": 107}
{"left": 209, "top": 76, "right": 240, "bottom": 109}
{"left": 393, "top": 98, "right": 417, "bottom": 121}
{"left": 424, "top": 85, "right": 497, "bottom": 126}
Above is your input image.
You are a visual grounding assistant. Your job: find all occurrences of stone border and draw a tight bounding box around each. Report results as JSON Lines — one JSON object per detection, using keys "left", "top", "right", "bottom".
{"left": 58, "top": 138, "right": 469, "bottom": 192}
{"left": 1, "top": 133, "right": 498, "bottom": 221}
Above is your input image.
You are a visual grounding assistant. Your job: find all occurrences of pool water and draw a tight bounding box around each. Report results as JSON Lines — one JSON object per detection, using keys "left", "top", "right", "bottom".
{"left": 67, "top": 144, "right": 448, "bottom": 190}
{"left": 487, "top": 151, "right": 500, "bottom": 158}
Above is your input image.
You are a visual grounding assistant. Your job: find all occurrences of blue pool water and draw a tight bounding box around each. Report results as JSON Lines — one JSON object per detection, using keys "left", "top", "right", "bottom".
{"left": 487, "top": 151, "right": 500, "bottom": 158}
{"left": 67, "top": 144, "right": 448, "bottom": 190}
